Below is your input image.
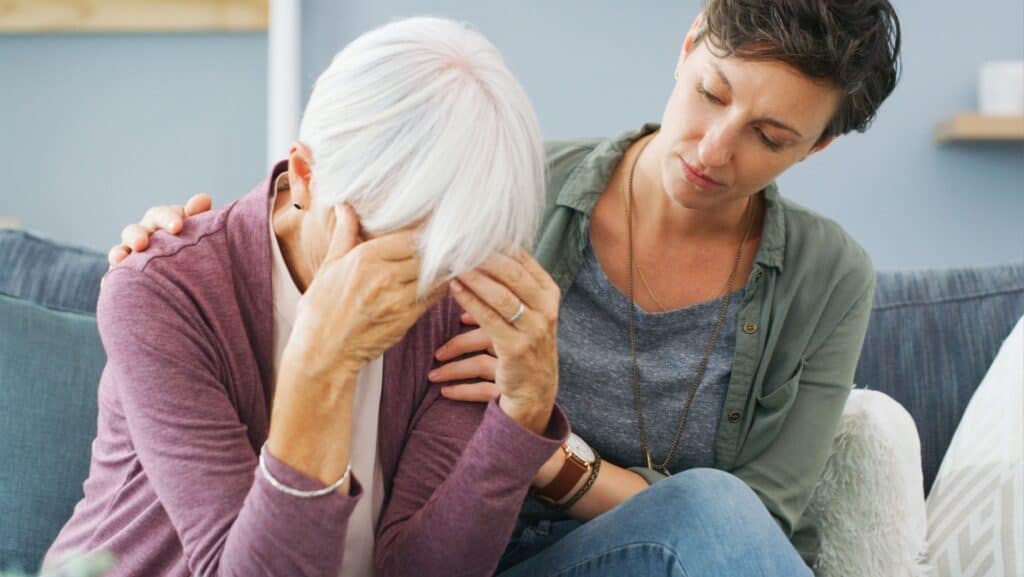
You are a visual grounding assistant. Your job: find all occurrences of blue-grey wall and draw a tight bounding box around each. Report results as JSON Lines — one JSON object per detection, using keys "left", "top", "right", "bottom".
{"left": 0, "top": 33, "right": 266, "bottom": 253}
{"left": 301, "top": 0, "right": 1024, "bottom": 271}
{"left": 2, "top": 2, "right": 1022, "bottom": 269}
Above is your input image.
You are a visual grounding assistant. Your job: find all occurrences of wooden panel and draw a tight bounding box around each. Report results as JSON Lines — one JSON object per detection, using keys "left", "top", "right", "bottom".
{"left": 935, "top": 113, "right": 1024, "bottom": 143}
{"left": 0, "top": 0, "right": 268, "bottom": 34}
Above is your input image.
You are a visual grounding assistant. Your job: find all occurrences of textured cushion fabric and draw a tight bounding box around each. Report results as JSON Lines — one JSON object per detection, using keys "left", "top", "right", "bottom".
{"left": 0, "top": 292, "right": 105, "bottom": 573}
{"left": 925, "top": 315, "right": 1023, "bottom": 577}
{"left": 855, "top": 263, "right": 1024, "bottom": 494}
{"left": 807, "top": 389, "right": 929, "bottom": 577}
{"left": 0, "top": 230, "right": 107, "bottom": 315}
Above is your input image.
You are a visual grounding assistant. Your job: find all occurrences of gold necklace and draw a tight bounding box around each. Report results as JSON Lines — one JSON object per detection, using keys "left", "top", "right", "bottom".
{"left": 625, "top": 135, "right": 755, "bottom": 475}
{"left": 635, "top": 265, "right": 668, "bottom": 313}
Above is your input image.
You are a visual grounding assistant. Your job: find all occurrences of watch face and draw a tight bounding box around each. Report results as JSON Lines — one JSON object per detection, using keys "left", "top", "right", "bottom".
{"left": 566, "top": 433, "right": 595, "bottom": 463}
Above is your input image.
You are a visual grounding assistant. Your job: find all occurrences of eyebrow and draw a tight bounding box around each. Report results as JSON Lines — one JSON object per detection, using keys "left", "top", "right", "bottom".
{"left": 709, "top": 61, "right": 805, "bottom": 140}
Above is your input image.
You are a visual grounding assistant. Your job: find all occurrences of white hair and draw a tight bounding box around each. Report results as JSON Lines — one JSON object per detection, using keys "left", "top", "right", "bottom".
{"left": 298, "top": 17, "right": 545, "bottom": 295}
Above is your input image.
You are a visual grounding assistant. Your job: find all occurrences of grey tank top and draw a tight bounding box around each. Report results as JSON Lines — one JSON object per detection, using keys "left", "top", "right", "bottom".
{"left": 556, "top": 240, "right": 743, "bottom": 474}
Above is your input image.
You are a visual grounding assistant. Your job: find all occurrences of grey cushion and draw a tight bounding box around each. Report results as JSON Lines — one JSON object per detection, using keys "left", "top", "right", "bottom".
{"left": 855, "top": 262, "right": 1024, "bottom": 495}
{"left": 0, "top": 230, "right": 107, "bottom": 315}
{"left": 0, "top": 292, "right": 105, "bottom": 573}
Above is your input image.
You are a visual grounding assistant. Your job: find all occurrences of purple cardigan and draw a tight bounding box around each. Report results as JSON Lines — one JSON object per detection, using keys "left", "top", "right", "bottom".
{"left": 44, "top": 165, "right": 568, "bottom": 577}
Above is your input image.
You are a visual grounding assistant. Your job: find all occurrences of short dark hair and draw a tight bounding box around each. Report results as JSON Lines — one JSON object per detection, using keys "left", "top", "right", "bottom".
{"left": 695, "top": 0, "right": 901, "bottom": 140}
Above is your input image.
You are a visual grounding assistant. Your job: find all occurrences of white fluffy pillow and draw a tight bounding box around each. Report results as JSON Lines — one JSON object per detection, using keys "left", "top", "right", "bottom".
{"left": 807, "top": 388, "right": 929, "bottom": 577}
{"left": 926, "top": 315, "right": 1023, "bottom": 577}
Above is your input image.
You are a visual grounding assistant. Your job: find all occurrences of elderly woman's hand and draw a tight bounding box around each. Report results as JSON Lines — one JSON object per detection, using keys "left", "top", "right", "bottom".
{"left": 282, "top": 219, "right": 446, "bottom": 385}
{"left": 269, "top": 207, "right": 446, "bottom": 487}
{"left": 447, "top": 250, "right": 560, "bottom": 434}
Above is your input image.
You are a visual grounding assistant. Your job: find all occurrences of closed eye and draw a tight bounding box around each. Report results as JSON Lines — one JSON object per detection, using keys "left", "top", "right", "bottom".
{"left": 697, "top": 84, "right": 723, "bottom": 105}
{"left": 754, "top": 127, "right": 783, "bottom": 152}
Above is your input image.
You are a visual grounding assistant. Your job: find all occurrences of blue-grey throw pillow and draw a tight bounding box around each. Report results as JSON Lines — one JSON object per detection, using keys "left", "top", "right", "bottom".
{"left": 0, "top": 292, "right": 105, "bottom": 573}
{"left": 0, "top": 230, "right": 106, "bottom": 315}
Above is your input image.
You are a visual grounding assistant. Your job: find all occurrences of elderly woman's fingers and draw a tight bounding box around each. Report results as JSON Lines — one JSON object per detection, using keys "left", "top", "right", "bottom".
{"left": 435, "top": 327, "right": 493, "bottom": 361}
{"left": 449, "top": 279, "right": 517, "bottom": 343}
{"left": 477, "top": 253, "right": 547, "bottom": 311}
{"left": 184, "top": 193, "right": 213, "bottom": 216}
{"left": 459, "top": 311, "right": 478, "bottom": 326}
{"left": 324, "top": 204, "right": 363, "bottom": 263}
{"left": 439, "top": 382, "right": 501, "bottom": 403}
{"left": 427, "top": 353, "right": 497, "bottom": 384}
{"left": 514, "top": 249, "right": 560, "bottom": 294}
{"left": 365, "top": 229, "right": 420, "bottom": 261}
{"left": 107, "top": 245, "right": 131, "bottom": 268}
{"left": 456, "top": 269, "right": 531, "bottom": 328}
{"left": 120, "top": 224, "right": 152, "bottom": 253}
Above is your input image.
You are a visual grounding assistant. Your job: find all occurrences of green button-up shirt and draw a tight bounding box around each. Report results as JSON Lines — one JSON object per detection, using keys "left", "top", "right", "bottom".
{"left": 534, "top": 124, "right": 875, "bottom": 565}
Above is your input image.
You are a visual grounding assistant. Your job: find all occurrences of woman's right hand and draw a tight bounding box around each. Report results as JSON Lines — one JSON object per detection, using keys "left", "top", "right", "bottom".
{"left": 281, "top": 212, "right": 446, "bottom": 383}
{"left": 108, "top": 193, "right": 213, "bottom": 266}
{"left": 269, "top": 207, "right": 445, "bottom": 488}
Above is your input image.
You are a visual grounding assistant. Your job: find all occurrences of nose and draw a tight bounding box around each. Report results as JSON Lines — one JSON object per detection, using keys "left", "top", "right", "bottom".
{"left": 697, "top": 121, "right": 737, "bottom": 168}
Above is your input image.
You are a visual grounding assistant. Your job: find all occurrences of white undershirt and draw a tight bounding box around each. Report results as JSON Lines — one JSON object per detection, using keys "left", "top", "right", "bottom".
{"left": 269, "top": 179, "right": 384, "bottom": 577}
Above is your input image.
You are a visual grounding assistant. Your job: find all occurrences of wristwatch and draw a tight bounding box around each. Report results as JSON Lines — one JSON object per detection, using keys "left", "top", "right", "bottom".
{"left": 534, "top": 433, "right": 597, "bottom": 504}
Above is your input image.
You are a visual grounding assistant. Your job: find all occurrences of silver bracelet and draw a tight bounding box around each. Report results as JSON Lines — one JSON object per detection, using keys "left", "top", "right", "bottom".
{"left": 258, "top": 443, "right": 351, "bottom": 499}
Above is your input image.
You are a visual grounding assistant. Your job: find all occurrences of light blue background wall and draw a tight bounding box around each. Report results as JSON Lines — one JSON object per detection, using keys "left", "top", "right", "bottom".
{"left": 0, "top": 33, "right": 266, "bottom": 253}
{"left": 2, "top": 1, "right": 1022, "bottom": 269}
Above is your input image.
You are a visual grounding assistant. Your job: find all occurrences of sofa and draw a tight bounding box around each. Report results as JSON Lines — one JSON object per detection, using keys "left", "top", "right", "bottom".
{"left": 2, "top": 228, "right": 1022, "bottom": 575}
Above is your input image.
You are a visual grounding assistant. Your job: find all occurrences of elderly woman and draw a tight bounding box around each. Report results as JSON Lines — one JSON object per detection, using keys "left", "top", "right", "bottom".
{"left": 45, "top": 17, "right": 568, "bottom": 577}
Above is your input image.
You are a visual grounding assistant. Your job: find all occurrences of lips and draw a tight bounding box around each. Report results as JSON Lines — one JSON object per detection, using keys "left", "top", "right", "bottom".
{"left": 680, "top": 157, "right": 724, "bottom": 188}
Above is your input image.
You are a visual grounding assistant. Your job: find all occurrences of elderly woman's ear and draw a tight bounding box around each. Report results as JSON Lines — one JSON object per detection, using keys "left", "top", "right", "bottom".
{"left": 287, "top": 142, "right": 315, "bottom": 211}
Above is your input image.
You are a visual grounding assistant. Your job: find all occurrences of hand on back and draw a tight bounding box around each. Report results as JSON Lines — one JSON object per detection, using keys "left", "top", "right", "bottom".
{"left": 107, "top": 193, "right": 213, "bottom": 267}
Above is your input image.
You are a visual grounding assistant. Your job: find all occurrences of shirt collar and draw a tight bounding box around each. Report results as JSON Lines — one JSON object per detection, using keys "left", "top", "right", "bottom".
{"left": 553, "top": 122, "right": 786, "bottom": 272}
{"left": 269, "top": 171, "right": 302, "bottom": 324}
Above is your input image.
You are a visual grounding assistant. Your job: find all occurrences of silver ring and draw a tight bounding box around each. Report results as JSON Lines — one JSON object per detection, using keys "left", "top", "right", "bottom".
{"left": 507, "top": 302, "right": 526, "bottom": 324}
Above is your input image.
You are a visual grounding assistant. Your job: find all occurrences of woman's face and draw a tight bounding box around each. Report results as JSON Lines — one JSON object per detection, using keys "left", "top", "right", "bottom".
{"left": 651, "top": 33, "right": 843, "bottom": 212}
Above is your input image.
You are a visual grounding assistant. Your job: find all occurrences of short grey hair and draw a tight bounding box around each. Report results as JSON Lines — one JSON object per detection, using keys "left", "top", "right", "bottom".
{"left": 299, "top": 17, "right": 545, "bottom": 295}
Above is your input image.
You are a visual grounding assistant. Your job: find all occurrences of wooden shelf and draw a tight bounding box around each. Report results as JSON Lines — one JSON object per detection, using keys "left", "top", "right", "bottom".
{"left": 935, "top": 113, "right": 1024, "bottom": 143}
{"left": 0, "top": 0, "right": 267, "bottom": 34}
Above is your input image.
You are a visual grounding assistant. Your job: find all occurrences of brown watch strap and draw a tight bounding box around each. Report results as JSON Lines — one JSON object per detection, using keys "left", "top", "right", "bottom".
{"left": 534, "top": 448, "right": 589, "bottom": 503}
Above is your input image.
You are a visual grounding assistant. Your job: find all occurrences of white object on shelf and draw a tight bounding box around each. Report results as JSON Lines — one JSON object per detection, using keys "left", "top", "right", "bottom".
{"left": 979, "top": 60, "right": 1024, "bottom": 116}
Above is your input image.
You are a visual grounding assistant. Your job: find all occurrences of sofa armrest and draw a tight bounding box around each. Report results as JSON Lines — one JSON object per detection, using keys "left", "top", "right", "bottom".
{"left": 806, "top": 389, "right": 930, "bottom": 577}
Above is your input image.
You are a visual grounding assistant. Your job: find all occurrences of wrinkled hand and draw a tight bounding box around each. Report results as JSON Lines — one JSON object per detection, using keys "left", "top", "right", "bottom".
{"left": 108, "top": 193, "right": 213, "bottom": 266}
{"left": 446, "top": 250, "right": 560, "bottom": 433}
{"left": 281, "top": 207, "right": 446, "bottom": 383}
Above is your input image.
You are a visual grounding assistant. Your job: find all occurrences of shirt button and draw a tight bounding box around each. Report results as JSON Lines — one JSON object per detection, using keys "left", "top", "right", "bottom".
{"left": 743, "top": 321, "right": 759, "bottom": 334}
{"left": 728, "top": 410, "right": 742, "bottom": 423}
{"left": 754, "top": 270, "right": 764, "bottom": 282}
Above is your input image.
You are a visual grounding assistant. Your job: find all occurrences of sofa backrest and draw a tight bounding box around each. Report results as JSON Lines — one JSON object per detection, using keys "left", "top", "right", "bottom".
{"left": 2, "top": 229, "right": 1023, "bottom": 547}
{"left": 0, "top": 230, "right": 107, "bottom": 314}
{"left": 855, "top": 263, "right": 1024, "bottom": 495}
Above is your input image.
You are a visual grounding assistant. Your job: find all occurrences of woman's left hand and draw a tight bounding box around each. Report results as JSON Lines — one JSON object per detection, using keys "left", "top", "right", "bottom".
{"left": 447, "top": 249, "right": 560, "bottom": 434}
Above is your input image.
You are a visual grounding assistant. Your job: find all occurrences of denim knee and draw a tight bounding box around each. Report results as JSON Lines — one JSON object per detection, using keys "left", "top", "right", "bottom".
{"left": 651, "top": 468, "right": 757, "bottom": 506}
{"left": 616, "top": 468, "right": 810, "bottom": 576}
{"left": 637, "top": 468, "right": 773, "bottom": 536}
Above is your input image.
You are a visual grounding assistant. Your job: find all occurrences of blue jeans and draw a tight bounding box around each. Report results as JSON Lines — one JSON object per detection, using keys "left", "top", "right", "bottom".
{"left": 496, "top": 468, "right": 813, "bottom": 577}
